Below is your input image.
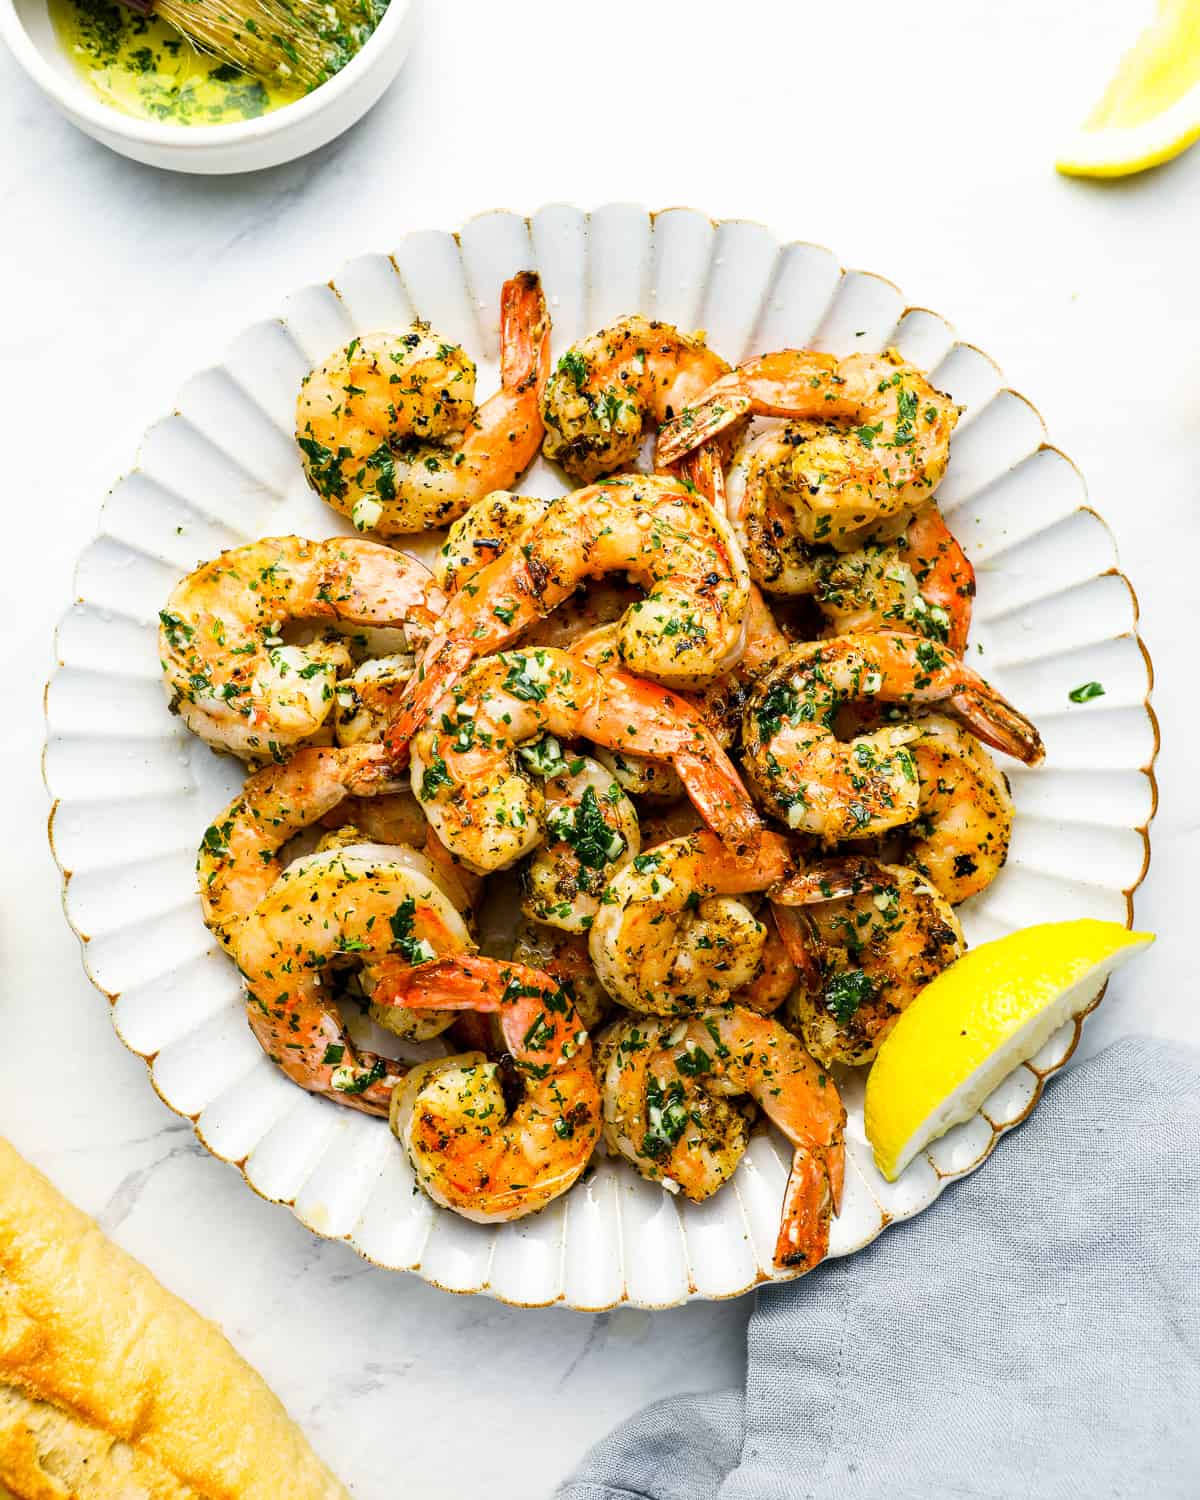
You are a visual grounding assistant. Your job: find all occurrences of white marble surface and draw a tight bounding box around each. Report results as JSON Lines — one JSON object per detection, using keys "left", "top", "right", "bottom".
{"left": 0, "top": 0, "right": 1196, "bottom": 1494}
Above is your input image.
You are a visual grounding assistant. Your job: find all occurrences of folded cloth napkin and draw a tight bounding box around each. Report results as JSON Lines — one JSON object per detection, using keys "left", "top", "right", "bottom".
{"left": 558, "top": 1036, "right": 1200, "bottom": 1500}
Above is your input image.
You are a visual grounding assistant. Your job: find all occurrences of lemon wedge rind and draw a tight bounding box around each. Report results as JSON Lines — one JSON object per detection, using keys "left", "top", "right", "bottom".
{"left": 1056, "top": 0, "right": 1200, "bottom": 178}
{"left": 864, "top": 921, "right": 1155, "bottom": 1182}
{"left": 1057, "top": 85, "right": 1200, "bottom": 177}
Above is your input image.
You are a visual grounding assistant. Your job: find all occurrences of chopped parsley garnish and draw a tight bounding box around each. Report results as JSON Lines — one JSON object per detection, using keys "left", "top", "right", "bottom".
{"left": 331, "top": 1058, "right": 386, "bottom": 1095}
{"left": 503, "top": 659, "right": 548, "bottom": 702}
{"left": 420, "top": 753, "right": 452, "bottom": 799}
{"left": 388, "top": 895, "right": 436, "bottom": 965}
{"left": 675, "top": 1045, "right": 712, "bottom": 1078}
{"left": 1068, "top": 681, "right": 1105, "bottom": 704}
{"left": 546, "top": 785, "right": 625, "bottom": 869}
{"left": 158, "top": 610, "right": 194, "bottom": 649}
{"left": 557, "top": 349, "right": 589, "bottom": 391}
{"left": 823, "top": 969, "right": 875, "bottom": 1024}
{"left": 756, "top": 680, "right": 800, "bottom": 740}
{"left": 641, "top": 1075, "right": 688, "bottom": 1159}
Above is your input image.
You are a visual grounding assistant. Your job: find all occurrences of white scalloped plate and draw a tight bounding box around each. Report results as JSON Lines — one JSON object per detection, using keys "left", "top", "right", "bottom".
{"left": 44, "top": 206, "right": 1158, "bottom": 1310}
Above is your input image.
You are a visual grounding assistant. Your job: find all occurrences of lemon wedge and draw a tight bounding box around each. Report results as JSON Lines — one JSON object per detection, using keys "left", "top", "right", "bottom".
{"left": 864, "top": 920, "right": 1154, "bottom": 1181}
{"left": 1057, "top": 0, "right": 1200, "bottom": 177}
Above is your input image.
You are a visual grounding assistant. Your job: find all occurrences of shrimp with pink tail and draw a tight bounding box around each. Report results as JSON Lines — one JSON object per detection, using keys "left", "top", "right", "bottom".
{"left": 811, "top": 503, "right": 975, "bottom": 654}
{"left": 406, "top": 646, "right": 761, "bottom": 873}
{"left": 233, "top": 842, "right": 474, "bottom": 1115}
{"left": 160, "top": 536, "right": 446, "bottom": 760}
{"left": 381, "top": 956, "right": 601, "bottom": 1223}
{"left": 296, "top": 272, "right": 550, "bottom": 535}
{"left": 658, "top": 348, "right": 959, "bottom": 554}
{"left": 541, "top": 315, "right": 733, "bottom": 483}
{"left": 741, "top": 631, "right": 1043, "bottom": 840}
{"left": 588, "top": 827, "right": 798, "bottom": 1015}
{"left": 384, "top": 474, "right": 751, "bottom": 754}
{"left": 596, "top": 1005, "right": 845, "bottom": 1271}
{"left": 199, "top": 742, "right": 406, "bottom": 955}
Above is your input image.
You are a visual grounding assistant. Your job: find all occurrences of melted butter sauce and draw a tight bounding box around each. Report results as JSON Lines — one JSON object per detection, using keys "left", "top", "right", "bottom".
{"left": 48, "top": 0, "right": 304, "bottom": 125}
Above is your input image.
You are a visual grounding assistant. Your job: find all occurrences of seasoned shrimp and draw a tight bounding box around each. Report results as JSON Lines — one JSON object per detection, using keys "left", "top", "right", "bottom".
{"left": 570, "top": 623, "right": 686, "bottom": 803}
{"left": 741, "top": 632, "right": 1043, "bottom": 840}
{"left": 811, "top": 504, "right": 976, "bottom": 654}
{"left": 295, "top": 273, "right": 550, "bottom": 535}
{"left": 199, "top": 742, "right": 405, "bottom": 954}
{"left": 541, "top": 316, "right": 731, "bottom": 483}
{"left": 333, "top": 653, "right": 414, "bottom": 746}
{"left": 734, "top": 904, "right": 806, "bottom": 1015}
{"left": 511, "top": 920, "right": 612, "bottom": 1031}
{"left": 588, "top": 828, "right": 796, "bottom": 1015}
{"left": 234, "top": 841, "right": 474, "bottom": 1113}
{"left": 659, "top": 348, "right": 960, "bottom": 553}
{"left": 323, "top": 788, "right": 483, "bottom": 920}
{"left": 388, "top": 475, "right": 752, "bottom": 752}
{"left": 384, "top": 956, "right": 600, "bottom": 1222}
{"left": 690, "top": 584, "right": 793, "bottom": 747}
{"left": 407, "top": 647, "right": 761, "bottom": 873}
{"left": 596, "top": 1005, "right": 844, "bottom": 1270}
{"left": 159, "top": 537, "right": 444, "bottom": 760}
{"left": 774, "top": 856, "right": 963, "bottom": 1067}
{"left": 434, "top": 490, "right": 552, "bottom": 595}
{"left": 522, "top": 753, "right": 641, "bottom": 932}
{"left": 903, "top": 714, "right": 1015, "bottom": 903}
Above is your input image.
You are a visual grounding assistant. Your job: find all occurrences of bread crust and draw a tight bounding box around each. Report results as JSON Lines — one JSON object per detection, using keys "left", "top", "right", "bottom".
{"left": 0, "top": 1138, "right": 349, "bottom": 1500}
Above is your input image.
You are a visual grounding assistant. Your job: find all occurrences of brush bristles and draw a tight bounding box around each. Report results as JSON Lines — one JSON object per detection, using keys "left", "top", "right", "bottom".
{"left": 155, "top": 0, "right": 383, "bottom": 91}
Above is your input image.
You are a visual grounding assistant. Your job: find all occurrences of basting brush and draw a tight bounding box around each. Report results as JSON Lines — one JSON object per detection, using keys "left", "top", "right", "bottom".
{"left": 115, "top": 0, "right": 385, "bottom": 91}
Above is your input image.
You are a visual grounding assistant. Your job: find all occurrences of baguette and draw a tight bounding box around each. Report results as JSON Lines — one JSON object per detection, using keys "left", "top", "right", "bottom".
{"left": 0, "top": 1137, "right": 350, "bottom": 1499}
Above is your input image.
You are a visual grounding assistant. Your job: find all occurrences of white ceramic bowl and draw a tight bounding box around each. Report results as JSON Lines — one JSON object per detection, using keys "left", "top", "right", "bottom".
{"left": 44, "top": 206, "right": 1158, "bottom": 1308}
{"left": 0, "top": 0, "right": 415, "bottom": 173}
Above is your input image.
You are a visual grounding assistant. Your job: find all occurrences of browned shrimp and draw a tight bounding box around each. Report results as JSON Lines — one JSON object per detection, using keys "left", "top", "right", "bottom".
{"left": 296, "top": 273, "right": 550, "bottom": 535}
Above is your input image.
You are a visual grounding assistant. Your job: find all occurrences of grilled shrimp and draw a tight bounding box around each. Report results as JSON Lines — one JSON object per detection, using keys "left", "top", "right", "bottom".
{"left": 387, "top": 476, "right": 752, "bottom": 753}
{"left": 234, "top": 842, "right": 473, "bottom": 1113}
{"left": 407, "top": 647, "right": 760, "bottom": 873}
{"left": 198, "top": 742, "right": 405, "bottom": 955}
{"left": 434, "top": 490, "right": 552, "bottom": 596}
{"left": 384, "top": 956, "right": 601, "bottom": 1222}
{"left": 159, "top": 537, "right": 444, "bottom": 760}
{"left": 811, "top": 504, "right": 975, "bottom": 654}
{"left": 333, "top": 653, "right": 414, "bottom": 746}
{"left": 322, "top": 788, "right": 483, "bottom": 930}
{"left": 903, "top": 714, "right": 1016, "bottom": 903}
{"left": 296, "top": 273, "right": 550, "bottom": 535}
{"left": 741, "top": 632, "right": 1043, "bottom": 840}
{"left": 521, "top": 753, "right": 641, "bottom": 932}
{"left": 773, "top": 856, "right": 963, "bottom": 1067}
{"left": 510, "top": 920, "right": 612, "bottom": 1031}
{"left": 541, "top": 316, "right": 730, "bottom": 482}
{"left": 658, "top": 348, "right": 960, "bottom": 559}
{"left": 596, "top": 1006, "right": 845, "bottom": 1270}
{"left": 588, "top": 829, "right": 796, "bottom": 1015}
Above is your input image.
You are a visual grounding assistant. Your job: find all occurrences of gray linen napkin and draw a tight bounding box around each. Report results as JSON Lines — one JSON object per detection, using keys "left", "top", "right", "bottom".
{"left": 558, "top": 1037, "right": 1200, "bottom": 1500}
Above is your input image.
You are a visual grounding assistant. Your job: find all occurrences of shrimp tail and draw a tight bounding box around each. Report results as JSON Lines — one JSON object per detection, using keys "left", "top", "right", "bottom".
{"left": 673, "top": 441, "right": 728, "bottom": 511}
{"left": 658, "top": 352, "right": 851, "bottom": 465}
{"left": 765, "top": 903, "right": 820, "bottom": 991}
{"left": 951, "top": 687, "right": 1045, "bottom": 767}
{"left": 500, "top": 272, "right": 551, "bottom": 397}
{"left": 384, "top": 637, "right": 478, "bottom": 763}
{"left": 672, "top": 732, "right": 763, "bottom": 859}
{"left": 658, "top": 387, "right": 753, "bottom": 465}
{"left": 774, "top": 1139, "right": 842, "bottom": 1271}
{"left": 372, "top": 954, "right": 556, "bottom": 1014}
{"left": 771, "top": 855, "right": 887, "bottom": 905}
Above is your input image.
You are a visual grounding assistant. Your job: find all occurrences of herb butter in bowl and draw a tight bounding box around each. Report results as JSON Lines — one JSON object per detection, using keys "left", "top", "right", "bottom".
{"left": 0, "top": 0, "right": 415, "bottom": 171}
